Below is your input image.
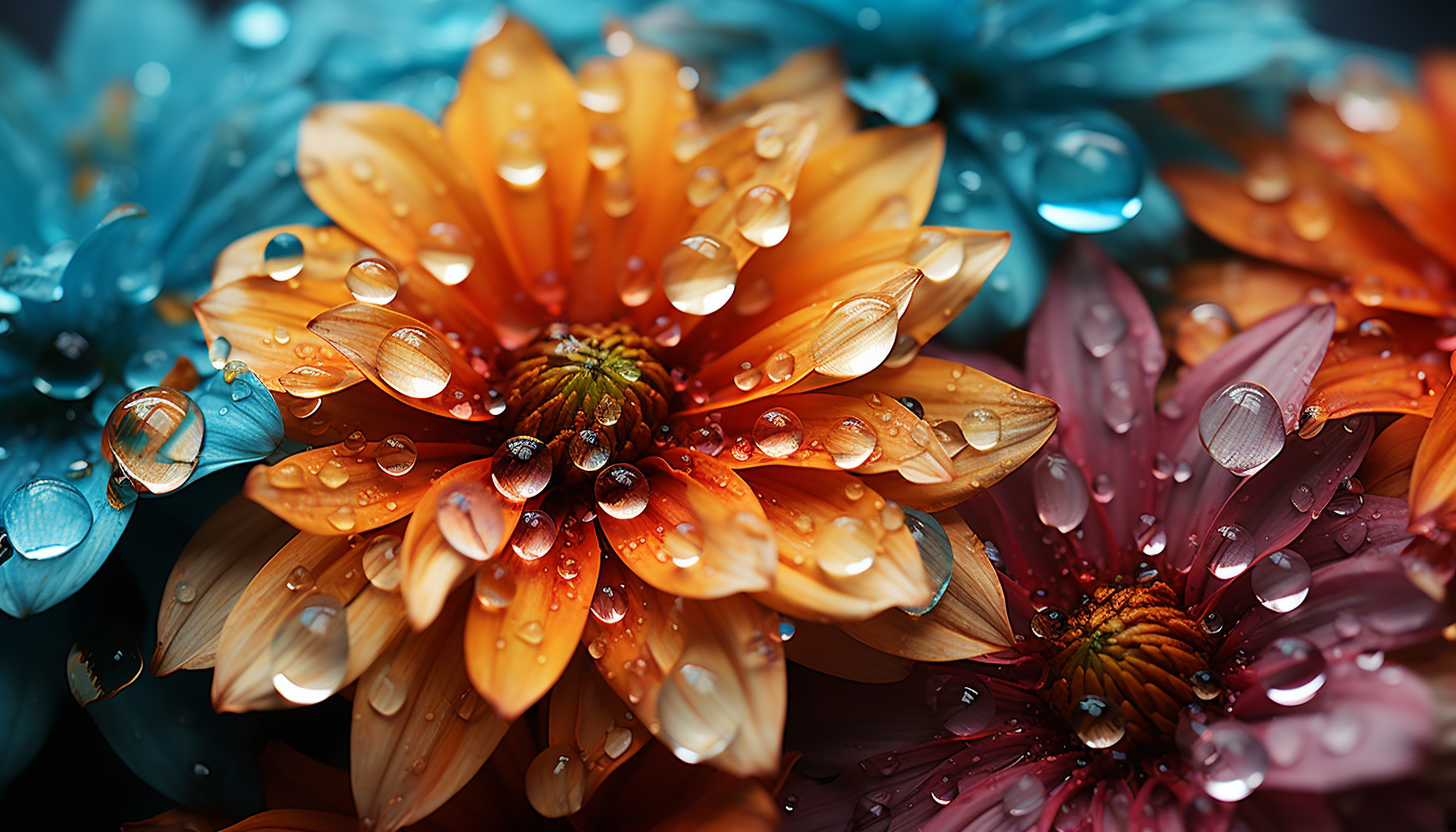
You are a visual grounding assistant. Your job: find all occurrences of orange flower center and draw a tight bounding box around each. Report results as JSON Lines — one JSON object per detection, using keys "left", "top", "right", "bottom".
{"left": 1033, "top": 583, "right": 1217, "bottom": 750}
{"left": 501, "top": 322, "right": 674, "bottom": 482}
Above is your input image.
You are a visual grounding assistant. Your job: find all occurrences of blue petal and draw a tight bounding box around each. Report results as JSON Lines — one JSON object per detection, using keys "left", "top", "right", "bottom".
{"left": 58, "top": 206, "right": 161, "bottom": 311}
{"left": 0, "top": 609, "right": 73, "bottom": 787}
{"left": 844, "top": 65, "right": 939, "bottom": 126}
{"left": 55, "top": 0, "right": 203, "bottom": 101}
{"left": 187, "top": 365, "right": 284, "bottom": 484}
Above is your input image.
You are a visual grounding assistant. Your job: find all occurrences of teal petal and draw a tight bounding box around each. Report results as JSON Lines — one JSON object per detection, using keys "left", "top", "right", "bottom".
{"left": 0, "top": 609, "right": 72, "bottom": 787}
{"left": 845, "top": 65, "right": 939, "bottom": 126}
{"left": 187, "top": 364, "right": 284, "bottom": 484}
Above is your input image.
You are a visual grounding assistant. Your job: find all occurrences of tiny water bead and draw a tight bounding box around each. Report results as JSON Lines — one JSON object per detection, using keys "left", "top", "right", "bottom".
{"left": 825, "top": 416, "right": 876, "bottom": 469}
{"left": 595, "top": 463, "right": 649, "bottom": 520}
{"left": 66, "top": 632, "right": 143, "bottom": 706}
{"left": 1076, "top": 302, "right": 1127, "bottom": 358}
{"left": 270, "top": 593, "right": 349, "bottom": 705}
{"left": 812, "top": 295, "right": 898, "bottom": 377}
{"left": 568, "top": 427, "right": 613, "bottom": 472}
{"left": 1190, "top": 722, "right": 1269, "bottom": 802}
{"left": 1032, "top": 120, "right": 1144, "bottom": 233}
{"left": 377, "top": 326, "right": 453, "bottom": 399}
{"left": 263, "top": 232, "right": 305, "bottom": 280}
{"left": 32, "top": 331, "right": 104, "bottom": 400}
{"left": 896, "top": 397, "right": 924, "bottom": 420}
{"left": 104, "top": 386, "right": 205, "bottom": 495}
{"left": 734, "top": 185, "right": 791, "bottom": 247}
{"left": 1032, "top": 453, "right": 1089, "bottom": 533}
{"left": 1254, "top": 636, "right": 1327, "bottom": 706}
{"left": 662, "top": 235, "right": 737, "bottom": 315}
{"left": 657, "top": 661, "right": 739, "bottom": 763}
{"left": 930, "top": 676, "right": 995, "bottom": 736}
{"left": 961, "top": 408, "right": 1001, "bottom": 452}
{"left": 491, "top": 436, "right": 553, "bottom": 502}
{"left": 510, "top": 510, "right": 557, "bottom": 560}
{"left": 752, "top": 408, "right": 804, "bottom": 458}
{"left": 1072, "top": 694, "right": 1126, "bottom": 748}
{"left": 362, "top": 534, "right": 403, "bottom": 591}
{"left": 367, "top": 669, "right": 407, "bottom": 717}
{"left": 286, "top": 565, "right": 316, "bottom": 592}
{"left": 1198, "top": 382, "right": 1285, "bottom": 476}
{"left": 3, "top": 477, "right": 93, "bottom": 560}
{"left": 1250, "top": 550, "right": 1311, "bottom": 613}
{"left": 345, "top": 258, "right": 400, "bottom": 304}
{"left": 438, "top": 483, "right": 507, "bottom": 561}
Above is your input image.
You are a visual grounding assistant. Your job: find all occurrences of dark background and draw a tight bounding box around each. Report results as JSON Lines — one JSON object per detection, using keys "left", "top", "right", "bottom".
{"left": 0, "top": 0, "right": 1452, "bottom": 829}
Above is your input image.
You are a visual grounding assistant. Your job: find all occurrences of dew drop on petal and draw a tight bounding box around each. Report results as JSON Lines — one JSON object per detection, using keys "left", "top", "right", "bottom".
{"left": 577, "top": 57, "right": 626, "bottom": 113}
{"left": 734, "top": 185, "right": 791, "bottom": 247}
{"left": 1032, "top": 453, "right": 1089, "bottom": 533}
{"left": 931, "top": 675, "right": 995, "bottom": 736}
{"left": 812, "top": 295, "right": 897, "bottom": 377}
{"left": 662, "top": 235, "right": 737, "bottom": 315}
{"left": 1255, "top": 636, "right": 1327, "bottom": 706}
{"left": 685, "top": 165, "right": 726, "bottom": 207}
{"left": 270, "top": 593, "right": 348, "bottom": 704}
{"left": 1251, "top": 550, "right": 1311, "bottom": 613}
{"left": 1077, "top": 302, "right": 1127, "bottom": 358}
{"left": 510, "top": 510, "right": 557, "bottom": 560}
{"left": 362, "top": 534, "right": 403, "bottom": 591}
{"left": 568, "top": 427, "right": 613, "bottom": 472}
{"left": 525, "top": 744, "right": 586, "bottom": 818}
{"left": 1091, "top": 473, "right": 1115, "bottom": 504}
{"left": 437, "top": 482, "right": 507, "bottom": 560}
{"left": 346, "top": 258, "right": 400, "bottom": 304}
{"left": 587, "top": 121, "right": 628, "bottom": 170}
{"left": 825, "top": 416, "right": 876, "bottom": 469}
{"left": 1101, "top": 378, "right": 1136, "bottom": 434}
{"left": 1190, "top": 670, "right": 1221, "bottom": 701}
{"left": 4, "top": 477, "right": 92, "bottom": 560}
{"left": 906, "top": 230, "right": 965, "bottom": 283}
{"left": 497, "top": 128, "right": 547, "bottom": 188}
{"left": 752, "top": 408, "right": 804, "bottom": 458}
{"left": 367, "top": 668, "right": 406, "bottom": 716}
{"left": 1198, "top": 382, "right": 1284, "bottom": 475}
{"left": 491, "top": 436, "right": 553, "bottom": 502}
{"left": 595, "top": 463, "right": 649, "bottom": 519}
{"left": 66, "top": 632, "right": 142, "bottom": 706}
{"left": 594, "top": 395, "right": 622, "bottom": 427}
{"left": 104, "top": 386, "right": 204, "bottom": 494}
{"left": 664, "top": 521, "right": 704, "bottom": 568}
{"left": 1208, "top": 524, "right": 1256, "bottom": 580}
{"left": 1029, "top": 607, "right": 1067, "bottom": 639}
{"left": 590, "top": 584, "right": 628, "bottom": 624}
{"left": 375, "top": 434, "right": 417, "bottom": 476}
{"left": 473, "top": 562, "right": 516, "bottom": 610}
{"left": 208, "top": 337, "right": 232, "bottom": 370}
{"left": 1072, "top": 695, "right": 1126, "bottom": 748}
{"left": 1191, "top": 722, "right": 1268, "bottom": 802}
{"left": 900, "top": 508, "right": 954, "bottom": 616}
{"left": 1033, "top": 122, "right": 1144, "bottom": 233}
{"left": 812, "top": 516, "right": 877, "bottom": 578}
{"left": 377, "top": 326, "right": 452, "bottom": 399}
{"left": 173, "top": 581, "right": 196, "bottom": 604}
{"left": 1002, "top": 775, "right": 1046, "bottom": 818}
{"left": 960, "top": 408, "right": 1001, "bottom": 451}
{"left": 263, "top": 232, "right": 304, "bottom": 280}
{"left": 657, "top": 661, "right": 739, "bottom": 764}
{"left": 1134, "top": 513, "right": 1166, "bottom": 556}
{"left": 1289, "top": 483, "right": 1315, "bottom": 513}
{"left": 686, "top": 423, "right": 726, "bottom": 456}
{"left": 764, "top": 350, "right": 795, "bottom": 383}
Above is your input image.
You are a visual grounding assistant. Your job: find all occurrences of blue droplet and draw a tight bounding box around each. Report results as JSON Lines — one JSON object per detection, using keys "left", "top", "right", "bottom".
{"left": 32, "top": 331, "right": 104, "bottom": 401}
{"left": 263, "top": 233, "right": 305, "bottom": 280}
{"left": 3, "top": 477, "right": 93, "bottom": 560}
{"left": 899, "top": 507, "right": 954, "bottom": 616}
{"left": 1032, "top": 119, "right": 1145, "bottom": 234}
{"left": 778, "top": 619, "right": 796, "bottom": 642}
{"left": 231, "top": 1, "right": 290, "bottom": 49}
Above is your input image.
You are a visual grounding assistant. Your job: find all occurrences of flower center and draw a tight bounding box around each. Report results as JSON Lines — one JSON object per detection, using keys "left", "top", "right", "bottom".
{"left": 1034, "top": 583, "right": 1216, "bottom": 750}
{"left": 502, "top": 323, "right": 673, "bottom": 481}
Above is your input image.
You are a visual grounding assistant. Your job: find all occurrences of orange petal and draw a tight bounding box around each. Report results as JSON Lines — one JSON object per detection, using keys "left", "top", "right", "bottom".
{"left": 782, "top": 619, "right": 914, "bottom": 683}
{"left": 545, "top": 652, "right": 653, "bottom": 805}
{"left": 245, "top": 440, "right": 483, "bottom": 536}
{"left": 1409, "top": 383, "right": 1456, "bottom": 534}
{"left": 308, "top": 302, "right": 499, "bottom": 421}
{"left": 154, "top": 496, "right": 297, "bottom": 674}
{"left": 579, "top": 553, "right": 682, "bottom": 733}
{"left": 645, "top": 773, "right": 779, "bottom": 832}
{"left": 837, "top": 356, "right": 1059, "bottom": 512}
{"left": 213, "top": 224, "right": 367, "bottom": 290}
{"left": 463, "top": 513, "right": 601, "bottom": 720}
{"left": 705, "top": 48, "right": 856, "bottom": 145}
{"left": 741, "top": 467, "right": 932, "bottom": 621}
{"left": 351, "top": 596, "right": 510, "bottom": 832}
{"left": 274, "top": 385, "right": 479, "bottom": 448}
{"left": 1169, "top": 260, "right": 1328, "bottom": 334}
{"left": 444, "top": 18, "right": 587, "bottom": 298}
{"left": 400, "top": 459, "right": 522, "bottom": 631}
{"left": 260, "top": 742, "right": 355, "bottom": 816}
{"left": 123, "top": 809, "right": 231, "bottom": 832}
{"left": 839, "top": 509, "right": 1014, "bottom": 660}
{"left": 1362, "top": 415, "right": 1431, "bottom": 499}
{"left": 212, "top": 530, "right": 408, "bottom": 712}
{"left": 214, "top": 810, "right": 356, "bottom": 832}
{"left": 1423, "top": 51, "right": 1456, "bottom": 147}
{"left": 1305, "top": 325, "right": 1451, "bottom": 424}
{"left": 597, "top": 450, "right": 777, "bottom": 599}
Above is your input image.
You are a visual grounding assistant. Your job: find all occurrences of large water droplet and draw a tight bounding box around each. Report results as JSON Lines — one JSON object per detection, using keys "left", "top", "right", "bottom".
{"left": 961, "top": 408, "right": 1001, "bottom": 451}
{"left": 901, "top": 509, "right": 953, "bottom": 616}
{"left": 1032, "top": 121, "right": 1144, "bottom": 233}
{"left": 1101, "top": 378, "right": 1136, "bottom": 434}
{"left": 526, "top": 743, "right": 586, "bottom": 818}
{"left": 362, "top": 534, "right": 402, "bottom": 591}
{"left": 577, "top": 57, "right": 626, "bottom": 113}
{"left": 752, "top": 408, "right": 804, "bottom": 458}
{"left": 367, "top": 667, "right": 406, "bottom": 716}
{"left": 66, "top": 632, "right": 142, "bottom": 706}
{"left": 1251, "top": 550, "right": 1311, "bottom": 613}
{"left": 1072, "top": 694, "right": 1126, "bottom": 748}
{"left": 662, "top": 235, "right": 737, "bottom": 315}
{"left": 346, "top": 258, "right": 400, "bottom": 304}
{"left": 1077, "top": 302, "right": 1127, "bottom": 358}
{"left": 664, "top": 521, "right": 704, "bottom": 568}
{"left": 473, "top": 562, "right": 516, "bottom": 610}
{"left": 32, "top": 331, "right": 104, "bottom": 400}
{"left": 812, "top": 295, "right": 897, "bottom": 377}
{"left": 375, "top": 434, "right": 417, "bottom": 476}
{"left": 377, "top": 326, "right": 452, "bottom": 399}
{"left": 437, "top": 482, "right": 506, "bottom": 560}
{"left": 270, "top": 593, "right": 349, "bottom": 704}
{"left": 1002, "top": 776, "right": 1046, "bottom": 818}
{"left": 657, "top": 661, "right": 739, "bottom": 764}
{"left": 812, "top": 516, "right": 877, "bottom": 577}
{"left": 1255, "top": 636, "right": 1327, "bottom": 706}
{"left": 826, "top": 416, "right": 876, "bottom": 468}
{"left": 590, "top": 584, "right": 628, "bottom": 624}
{"left": 931, "top": 675, "right": 994, "bottom": 735}
{"left": 104, "top": 386, "right": 204, "bottom": 494}
{"left": 1207, "top": 524, "right": 1256, "bottom": 580}
{"left": 1190, "top": 722, "right": 1268, "bottom": 802}
{"left": 491, "top": 436, "right": 552, "bottom": 502}
{"left": 734, "top": 185, "right": 791, "bottom": 247}
{"left": 1032, "top": 453, "right": 1089, "bottom": 533}
{"left": 497, "top": 128, "right": 547, "bottom": 188}
{"left": 418, "top": 223, "right": 475, "bottom": 286}
{"left": 1198, "top": 382, "right": 1285, "bottom": 475}
{"left": 686, "top": 422, "right": 726, "bottom": 456}
{"left": 569, "top": 427, "right": 613, "bottom": 472}
{"left": 510, "top": 510, "right": 557, "bottom": 560}
{"left": 595, "top": 463, "right": 649, "bottom": 519}
{"left": 3, "top": 477, "right": 93, "bottom": 560}
{"left": 263, "top": 232, "right": 305, "bottom": 280}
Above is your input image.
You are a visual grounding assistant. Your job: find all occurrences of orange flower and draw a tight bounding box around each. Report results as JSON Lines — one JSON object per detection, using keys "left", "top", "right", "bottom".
{"left": 147, "top": 18, "right": 1055, "bottom": 830}
{"left": 1162, "top": 53, "right": 1456, "bottom": 577}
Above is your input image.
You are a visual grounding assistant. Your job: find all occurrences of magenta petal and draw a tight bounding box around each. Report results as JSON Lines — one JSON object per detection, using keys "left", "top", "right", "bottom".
{"left": 1025, "top": 241, "right": 1162, "bottom": 564}
{"left": 1290, "top": 495, "right": 1415, "bottom": 567}
{"left": 1239, "top": 782, "right": 1443, "bottom": 832}
{"left": 920, "top": 757, "right": 1083, "bottom": 832}
{"left": 1186, "top": 415, "right": 1373, "bottom": 603}
{"left": 1235, "top": 661, "right": 1433, "bottom": 792}
{"left": 1158, "top": 304, "right": 1336, "bottom": 575}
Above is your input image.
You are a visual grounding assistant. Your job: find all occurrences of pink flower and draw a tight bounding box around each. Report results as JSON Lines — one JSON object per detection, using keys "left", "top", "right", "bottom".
{"left": 779, "top": 241, "right": 1448, "bottom": 832}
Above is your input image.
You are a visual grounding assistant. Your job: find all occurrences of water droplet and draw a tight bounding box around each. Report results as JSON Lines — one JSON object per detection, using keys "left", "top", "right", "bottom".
{"left": 173, "top": 580, "right": 196, "bottom": 604}
{"left": 286, "top": 565, "right": 316, "bottom": 592}
{"left": 587, "top": 121, "right": 628, "bottom": 170}
{"left": 657, "top": 661, "right": 739, "bottom": 763}
{"left": 1251, "top": 550, "right": 1311, "bottom": 614}
{"left": 491, "top": 436, "right": 552, "bottom": 502}
{"left": 2, "top": 478, "right": 92, "bottom": 560}
{"left": 104, "top": 387, "right": 204, "bottom": 494}
{"left": 1255, "top": 636, "right": 1327, "bottom": 706}
{"left": 346, "top": 258, "right": 400, "bottom": 304}
{"left": 264, "top": 232, "right": 304, "bottom": 280}
{"left": 497, "top": 128, "right": 547, "bottom": 188}
{"left": 1208, "top": 524, "right": 1256, "bottom": 580}
{"left": 317, "top": 459, "right": 349, "bottom": 490}
{"left": 363, "top": 534, "right": 403, "bottom": 591}
{"left": 778, "top": 620, "right": 796, "bottom": 642}
{"left": 673, "top": 120, "right": 710, "bottom": 162}
{"left": 1029, "top": 607, "right": 1067, "bottom": 639}
{"left": 231, "top": 1, "right": 291, "bottom": 49}
{"left": 662, "top": 235, "right": 736, "bottom": 315}
{"left": 1033, "top": 121, "right": 1144, "bottom": 232}
{"left": 812, "top": 516, "right": 877, "bottom": 577}
{"left": 1101, "top": 378, "right": 1136, "bottom": 434}
{"left": 29, "top": 330, "right": 103, "bottom": 401}
{"left": 734, "top": 185, "right": 791, "bottom": 247}
{"left": 826, "top": 416, "right": 876, "bottom": 469}
{"left": 594, "top": 395, "right": 622, "bottom": 427}
{"left": 1032, "top": 453, "right": 1089, "bottom": 533}
{"left": 1190, "top": 670, "right": 1221, "bottom": 701}
{"left": 906, "top": 230, "right": 965, "bottom": 282}
{"left": 417, "top": 246, "right": 474, "bottom": 286}
{"left": 1002, "top": 775, "right": 1046, "bottom": 818}
{"left": 1091, "top": 473, "right": 1115, "bottom": 503}
{"left": 438, "top": 482, "right": 506, "bottom": 560}
{"left": 377, "top": 326, "right": 453, "bottom": 400}
{"left": 686, "top": 422, "right": 726, "bottom": 456}
{"left": 510, "top": 511, "right": 557, "bottom": 560}
{"left": 367, "top": 669, "right": 406, "bottom": 716}
{"left": 1191, "top": 722, "right": 1268, "bottom": 802}
{"left": 270, "top": 593, "right": 348, "bottom": 704}
{"left": 664, "top": 521, "right": 704, "bottom": 568}
{"left": 327, "top": 506, "right": 356, "bottom": 532}
{"left": 526, "top": 744, "right": 586, "bottom": 818}
{"left": 1199, "top": 382, "right": 1284, "bottom": 475}
{"left": 1077, "top": 302, "right": 1127, "bottom": 358}
{"left": 474, "top": 563, "right": 516, "bottom": 610}
{"left": 1288, "top": 482, "right": 1316, "bottom": 514}
{"left": 66, "top": 632, "right": 143, "bottom": 706}
{"left": 596, "top": 464, "right": 649, "bottom": 520}
{"left": 577, "top": 57, "right": 626, "bottom": 113}
{"left": 1072, "top": 695, "right": 1126, "bottom": 748}
{"left": 685, "top": 165, "right": 726, "bottom": 207}
{"left": 1201, "top": 610, "right": 1224, "bottom": 635}
{"left": 1135, "top": 513, "right": 1166, "bottom": 556}
{"left": 812, "top": 295, "right": 897, "bottom": 377}
{"left": 604, "top": 725, "right": 633, "bottom": 759}
{"left": 374, "top": 434, "right": 417, "bottom": 477}
{"left": 932, "top": 676, "right": 995, "bottom": 736}
{"left": 567, "top": 427, "right": 612, "bottom": 473}
{"left": 752, "top": 409, "right": 804, "bottom": 458}
{"left": 901, "top": 509, "right": 954, "bottom": 616}
{"left": 959, "top": 408, "right": 1002, "bottom": 452}
{"left": 1285, "top": 184, "right": 1334, "bottom": 242}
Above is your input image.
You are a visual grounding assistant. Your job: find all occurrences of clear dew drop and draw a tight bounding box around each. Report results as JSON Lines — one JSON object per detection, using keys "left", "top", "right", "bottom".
{"left": 657, "top": 661, "right": 740, "bottom": 764}
{"left": 1029, "top": 607, "right": 1067, "bottom": 639}
{"left": 595, "top": 463, "right": 649, "bottom": 519}
{"left": 685, "top": 165, "right": 726, "bottom": 207}
{"left": 1134, "top": 513, "right": 1166, "bottom": 556}
{"left": 375, "top": 434, "right": 417, "bottom": 477}
{"left": 1201, "top": 611, "right": 1224, "bottom": 635}
{"left": 812, "top": 295, "right": 898, "bottom": 378}
{"left": 1072, "top": 694, "right": 1126, "bottom": 749}
{"left": 604, "top": 726, "right": 633, "bottom": 759}
{"left": 437, "top": 482, "right": 506, "bottom": 561}
{"left": 263, "top": 232, "right": 305, "bottom": 280}
{"left": 589, "top": 584, "right": 628, "bottom": 624}
{"left": 346, "top": 258, "right": 400, "bottom": 304}
{"left": 932, "top": 675, "right": 995, "bottom": 736}
{"left": 594, "top": 395, "right": 622, "bottom": 426}
{"left": 1289, "top": 483, "right": 1315, "bottom": 513}
{"left": 367, "top": 668, "right": 407, "bottom": 716}
{"left": 900, "top": 509, "right": 954, "bottom": 616}
{"left": 664, "top": 521, "right": 704, "bottom": 568}
{"left": 490, "top": 436, "right": 553, "bottom": 502}
{"left": 1032, "top": 121, "right": 1144, "bottom": 233}
{"left": 906, "top": 230, "right": 965, "bottom": 282}
{"left": 764, "top": 350, "right": 795, "bottom": 383}
{"left": 587, "top": 121, "right": 628, "bottom": 170}
{"left": 208, "top": 337, "right": 232, "bottom": 370}
{"left": 173, "top": 581, "right": 196, "bottom": 604}
{"left": 734, "top": 185, "right": 791, "bottom": 247}
{"left": 1242, "top": 152, "right": 1292, "bottom": 203}
{"left": 686, "top": 422, "right": 726, "bottom": 456}
{"left": 577, "top": 57, "right": 626, "bottom": 113}
{"left": 1255, "top": 636, "right": 1327, "bottom": 706}
{"left": 1190, "top": 670, "right": 1221, "bottom": 701}
{"left": 1190, "top": 722, "right": 1268, "bottom": 802}
{"left": 1077, "top": 301, "right": 1127, "bottom": 358}
{"left": 473, "top": 562, "right": 516, "bottom": 610}
{"left": 285, "top": 565, "right": 315, "bottom": 592}
{"left": 1101, "top": 378, "right": 1136, "bottom": 434}
{"left": 270, "top": 593, "right": 349, "bottom": 705}
{"left": 510, "top": 510, "right": 557, "bottom": 560}
{"left": 825, "top": 416, "right": 876, "bottom": 469}
{"left": 525, "top": 744, "right": 586, "bottom": 818}
{"left": 1032, "top": 453, "right": 1089, "bottom": 533}
{"left": 1199, "top": 382, "right": 1285, "bottom": 475}
{"left": 362, "top": 534, "right": 403, "bottom": 592}
{"left": 1208, "top": 524, "right": 1256, "bottom": 580}
{"left": 3, "top": 477, "right": 92, "bottom": 560}
{"left": 960, "top": 408, "right": 1001, "bottom": 451}
{"left": 1002, "top": 775, "right": 1047, "bottom": 818}
{"left": 569, "top": 427, "right": 613, "bottom": 472}
{"left": 417, "top": 239, "right": 474, "bottom": 286}
{"left": 377, "top": 326, "right": 453, "bottom": 399}
{"left": 752, "top": 408, "right": 804, "bottom": 458}
{"left": 661, "top": 235, "right": 737, "bottom": 316}
{"left": 811, "top": 516, "right": 877, "bottom": 578}
{"left": 1091, "top": 473, "right": 1115, "bottom": 504}
{"left": 497, "top": 128, "right": 547, "bottom": 189}
{"left": 66, "top": 632, "right": 142, "bottom": 706}
{"left": 104, "top": 386, "right": 204, "bottom": 494}
{"left": 1251, "top": 550, "right": 1311, "bottom": 613}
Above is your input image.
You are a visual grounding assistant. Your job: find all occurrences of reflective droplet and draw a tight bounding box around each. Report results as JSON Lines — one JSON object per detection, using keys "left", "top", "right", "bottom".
{"left": 1101, "top": 378, "right": 1136, "bottom": 434}
{"left": 285, "top": 565, "right": 316, "bottom": 592}
{"left": 1198, "top": 382, "right": 1284, "bottom": 475}
{"left": 1242, "top": 153, "right": 1293, "bottom": 203}
{"left": 207, "top": 337, "right": 232, "bottom": 370}
{"left": 812, "top": 516, "right": 877, "bottom": 577}
{"left": 317, "top": 459, "right": 349, "bottom": 490}
{"left": 417, "top": 246, "right": 474, "bottom": 286}
{"left": 362, "top": 534, "right": 403, "bottom": 591}
{"left": 1077, "top": 302, "right": 1127, "bottom": 358}
{"left": 1072, "top": 695, "right": 1126, "bottom": 748}
{"left": 510, "top": 511, "right": 557, "bottom": 560}
{"left": 1201, "top": 611, "right": 1225, "bottom": 635}
{"left": 664, "top": 521, "right": 704, "bottom": 568}
{"left": 270, "top": 593, "right": 348, "bottom": 704}
{"left": 1032, "top": 453, "right": 1089, "bottom": 533}
{"left": 901, "top": 509, "right": 954, "bottom": 616}
{"left": 377, "top": 326, "right": 452, "bottom": 399}
{"left": 1191, "top": 722, "right": 1268, "bottom": 802}
{"left": 1289, "top": 483, "right": 1315, "bottom": 514}
{"left": 104, "top": 387, "right": 204, "bottom": 494}
{"left": 3, "top": 477, "right": 92, "bottom": 560}
{"left": 763, "top": 350, "right": 795, "bottom": 383}
{"left": 662, "top": 235, "right": 737, "bottom": 316}
{"left": 173, "top": 581, "right": 196, "bottom": 604}
{"left": 1091, "top": 473, "right": 1115, "bottom": 504}
{"left": 961, "top": 408, "right": 1001, "bottom": 451}
{"left": 1255, "top": 636, "right": 1327, "bottom": 706}
{"left": 752, "top": 408, "right": 804, "bottom": 458}
{"left": 657, "top": 661, "right": 739, "bottom": 763}
{"left": 1286, "top": 184, "right": 1334, "bottom": 242}
{"left": 685, "top": 165, "right": 726, "bottom": 207}
{"left": 604, "top": 725, "right": 633, "bottom": 759}
{"left": 1251, "top": 550, "right": 1311, "bottom": 614}
{"left": 1029, "top": 607, "right": 1067, "bottom": 639}
{"left": 590, "top": 584, "right": 628, "bottom": 624}
{"left": 32, "top": 331, "right": 104, "bottom": 401}
{"left": 734, "top": 185, "right": 791, "bottom": 247}
{"left": 375, "top": 434, "right": 417, "bottom": 477}
{"left": 491, "top": 436, "right": 553, "bottom": 502}
{"left": 473, "top": 562, "right": 516, "bottom": 610}
{"left": 932, "top": 676, "right": 995, "bottom": 736}
{"left": 577, "top": 57, "right": 626, "bottom": 113}
{"left": 1033, "top": 121, "right": 1144, "bottom": 233}
{"left": 346, "top": 258, "right": 400, "bottom": 304}
{"left": 587, "top": 121, "right": 628, "bottom": 170}
{"left": 66, "top": 632, "right": 142, "bottom": 706}
{"left": 497, "top": 128, "right": 547, "bottom": 188}
{"left": 812, "top": 295, "right": 897, "bottom": 377}
{"left": 1002, "top": 775, "right": 1046, "bottom": 818}
{"left": 367, "top": 668, "right": 406, "bottom": 716}
{"left": 437, "top": 482, "right": 507, "bottom": 560}
{"left": 595, "top": 464, "right": 649, "bottom": 519}
{"left": 594, "top": 395, "right": 622, "bottom": 427}
{"left": 1135, "top": 513, "right": 1166, "bottom": 556}
{"left": 526, "top": 744, "right": 586, "bottom": 818}
{"left": 1208, "top": 524, "right": 1255, "bottom": 580}
{"left": 906, "top": 230, "right": 965, "bottom": 283}
{"left": 686, "top": 422, "right": 726, "bottom": 456}
{"left": 826, "top": 416, "right": 876, "bottom": 469}
{"left": 263, "top": 232, "right": 305, "bottom": 280}
{"left": 1190, "top": 670, "right": 1221, "bottom": 701}
{"left": 568, "top": 427, "right": 613, "bottom": 473}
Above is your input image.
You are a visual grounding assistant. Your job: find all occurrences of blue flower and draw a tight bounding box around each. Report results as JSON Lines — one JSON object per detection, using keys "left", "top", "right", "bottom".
{"left": 623, "top": 0, "right": 1336, "bottom": 341}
